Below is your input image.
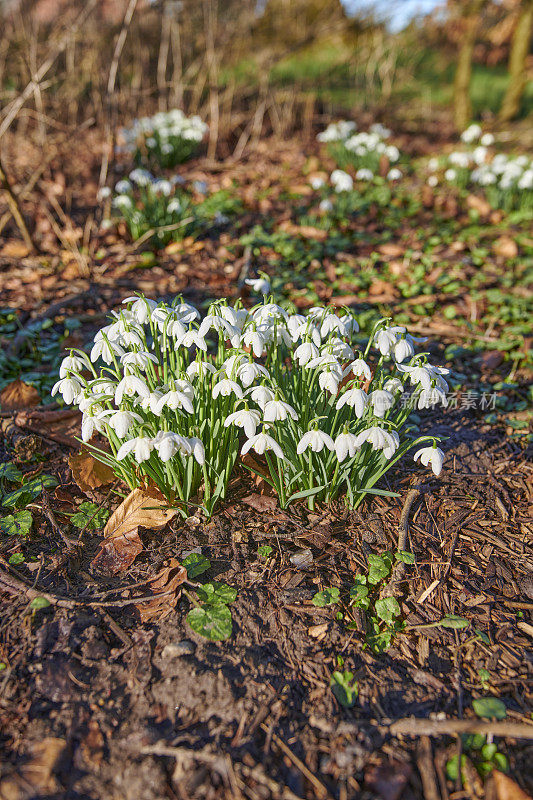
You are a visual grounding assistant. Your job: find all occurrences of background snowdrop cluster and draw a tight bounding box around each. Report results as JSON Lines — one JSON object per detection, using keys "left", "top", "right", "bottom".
{"left": 54, "top": 296, "right": 448, "bottom": 516}
{"left": 318, "top": 120, "right": 402, "bottom": 178}
{"left": 427, "top": 127, "right": 532, "bottom": 211}
{"left": 107, "top": 169, "right": 239, "bottom": 248}
{"left": 120, "top": 109, "right": 208, "bottom": 169}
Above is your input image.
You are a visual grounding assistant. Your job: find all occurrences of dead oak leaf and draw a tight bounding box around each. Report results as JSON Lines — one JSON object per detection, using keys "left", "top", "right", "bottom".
{"left": 0, "top": 380, "right": 40, "bottom": 411}
{"left": 492, "top": 771, "right": 533, "bottom": 800}
{"left": 90, "top": 529, "right": 144, "bottom": 576}
{"left": 136, "top": 558, "right": 187, "bottom": 622}
{"left": 493, "top": 236, "right": 518, "bottom": 259}
{"left": 242, "top": 494, "right": 278, "bottom": 512}
{"left": 69, "top": 450, "right": 115, "bottom": 492}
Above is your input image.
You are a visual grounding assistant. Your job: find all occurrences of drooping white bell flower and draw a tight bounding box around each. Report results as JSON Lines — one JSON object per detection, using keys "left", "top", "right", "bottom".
{"left": 115, "top": 374, "right": 150, "bottom": 405}
{"left": 155, "top": 388, "right": 194, "bottom": 415}
{"left": 374, "top": 326, "right": 406, "bottom": 356}
{"left": 186, "top": 361, "right": 216, "bottom": 380}
{"left": 117, "top": 436, "right": 154, "bottom": 463}
{"left": 59, "top": 352, "right": 92, "bottom": 378}
{"left": 241, "top": 432, "right": 284, "bottom": 459}
{"left": 90, "top": 336, "right": 124, "bottom": 365}
{"left": 336, "top": 387, "right": 368, "bottom": 417}
{"left": 245, "top": 277, "right": 271, "bottom": 296}
{"left": 297, "top": 429, "right": 335, "bottom": 455}
{"left": 123, "top": 296, "right": 157, "bottom": 325}
{"left": 319, "top": 370, "right": 341, "bottom": 395}
{"left": 237, "top": 362, "right": 269, "bottom": 388}
{"left": 334, "top": 432, "right": 360, "bottom": 462}
{"left": 212, "top": 379, "right": 243, "bottom": 400}
{"left": 294, "top": 342, "right": 319, "bottom": 366}
{"left": 414, "top": 445, "right": 444, "bottom": 476}
{"left": 346, "top": 358, "right": 372, "bottom": 382}
{"left": 353, "top": 426, "right": 399, "bottom": 459}
{"left": 393, "top": 337, "right": 415, "bottom": 363}
{"left": 263, "top": 399, "right": 298, "bottom": 422}
{"left": 189, "top": 436, "right": 206, "bottom": 465}
{"left": 247, "top": 385, "right": 275, "bottom": 408}
{"left": 369, "top": 390, "right": 395, "bottom": 418}
{"left": 52, "top": 377, "right": 83, "bottom": 405}
{"left": 153, "top": 431, "right": 191, "bottom": 462}
{"left": 103, "top": 410, "right": 143, "bottom": 438}
{"left": 121, "top": 351, "right": 159, "bottom": 371}
{"left": 224, "top": 408, "right": 261, "bottom": 439}
{"left": 417, "top": 387, "right": 448, "bottom": 410}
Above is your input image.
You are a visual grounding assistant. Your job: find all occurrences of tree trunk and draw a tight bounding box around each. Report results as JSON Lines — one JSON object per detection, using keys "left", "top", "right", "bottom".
{"left": 453, "top": 0, "right": 486, "bottom": 132}
{"left": 499, "top": 0, "right": 533, "bottom": 122}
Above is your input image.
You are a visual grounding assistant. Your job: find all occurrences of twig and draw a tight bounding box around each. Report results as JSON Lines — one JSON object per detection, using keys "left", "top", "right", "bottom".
{"left": 260, "top": 723, "right": 331, "bottom": 799}
{"left": 0, "top": 153, "right": 38, "bottom": 252}
{"left": 381, "top": 482, "right": 423, "bottom": 598}
{"left": 41, "top": 489, "right": 78, "bottom": 550}
{"left": 417, "top": 736, "right": 441, "bottom": 800}
{"left": 309, "top": 715, "right": 533, "bottom": 739}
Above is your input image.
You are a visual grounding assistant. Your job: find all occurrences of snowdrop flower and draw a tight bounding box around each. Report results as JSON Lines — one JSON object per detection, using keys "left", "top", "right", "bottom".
{"left": 294, "top": 342, "right": 319, "bottom": 366}
{"left": 139, "top": 390, "right": 164, "bottom": 416}
{"left": 317, "top": 120, "right": 356, "bottom": 142}
{"left": 91, "top": 336, "right": 124, "bottom": 365}
{"left": 123, "top": 296, "right": 157, "bottom": 325}
{"left": 414, "top": 445, "right": 444, "bottom": 476}
{"left": 369, "top": 390, "right": 395, "bottom": 418}
{"left": 297, "top": 429, "right": 335, "bottom": 455}
{"left": 480, "top": 133, "right": 494, "bottom": 146}
{"left": 155, "top": 387, "right": 194, "bottom": 415}
{"left": 336, "top": 387, "right": 368, "bottom": 417}
{"left": 319, "top": 370, "right": 341, "bottom": 395}
{"left": 449, "top": 151, "right": 471, "bottom": 168}
{"left": 97, "top": 186, "right": 112, "bottom": 201}
{"left": 153, "top": 431, "right": 191, "bottom": 462}
{"left": 245, "top": 277, "right": 271, "bottom": 295}
{"left": 428, "top": 175, "right": 438, "bottom": 187}
{"left": 121, "top": 351, "right": 159, "bottom": 371}
{"left": 186, "top": 361, "right": 216, "bottom": 380}
{"left": 152, "top": 179, "right": 173, "bottom": 196}
{"left": 103, "top": 410, "right": 143, "bottom": 438}
{"left": 115, "top": 180, "right": 132, "bottom": 194}
{"left": 263, "top": 399, "right": 298, "bottom": 422}
{"left": 354, "top": 426, "right": 399, "bottom": 459}
{"left": 237, "top": 362, "right": 269, "bottom": 388}
{"left": 167, "top": 197, "right": 182, "bottom": 214}
{"left": 180, "top": 331, "right": 207, "bottom": 351}
{"left": 383, "top": 377, "right": 403, "bottom": 394}
{"left": 224, "top": 408, "right": 261, "bottom": 438}
{"left": 445, "top": 168, "right": 457, "bottom": 182}
{"left": 417, "top": 387, "right": 448, "bottom": 410}
{"left": 374, "top": 326, "right": 406, "bottom": 356}
{"left": 331, "top": 169, "right": 353, "bottom": 192}
{"left": 334, "top": 432, "right": 360, "bottom": 462}
{"left": 473, "top": 146, "right": 488, "bottom": 166}
{"left": 346, "top": 358, "right": 372, "bottom": 382}
{"left": 52, "top": 377, "right": 83, "bottom": 405}
{"left": 117, "top": 436, "right": 154, "bottom": 463}
{"left": 81, "top": 414, "right": 105, "bottom": 442}
{"left": 59, "top": 352, "right": 91, "bottom": 378}
{"left": 397, "top": 363, "right": 433, "bottom": 391}
{"left": 212, "top": 379, "right": 243, "bottom": 400}
{"left": 356, "top": 168, "right": 373, "bottom": 181}
{"left": 319, "top": 199, "right": 333, "bottom": 212}
{"left": 310, "top": 176, "right": 325, "bottom": 189}
{"left": 115, "top": 374, "right": 150, "bottom": 405}
{"left": 393, "top": 337, "right": 415, "bottom": 363}
{"left": 461, "top": 124, "right": 482, "bottom": 143}
{"left": 241, "top": 431, "right": 284, "bottom": 459}
{"left": 129, "top": 168, "right": 152, "bottom": 186}
{"left": 112, "top": 194, "right": 133, "bottom": 211}
{"left": 247, "top": 385, "right": 275, "bottom": 408}
{"left": 241, "top": 328, "right": 268, "bottom": 358}
{"left": 189, "top": 437, "right": 206, "bottom": 465}
{"left": 387, "top": 168, "right": 402, "bottom": 181}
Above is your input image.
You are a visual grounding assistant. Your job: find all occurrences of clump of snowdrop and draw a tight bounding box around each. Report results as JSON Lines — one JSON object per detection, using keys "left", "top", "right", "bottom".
{"left": 55, "top": 297, "right": 451, "bottom": 516}
{"left": 120, "top": 109, "right": 208, "bottom": 169}
{"left": 317, "top": 120, "right": 403, "bottom": 176}
{"left": 109, "top": 171, "right": 238, "bottom": 248}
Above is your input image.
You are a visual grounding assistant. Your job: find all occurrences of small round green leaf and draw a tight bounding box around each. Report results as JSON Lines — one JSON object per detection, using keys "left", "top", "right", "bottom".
{"left": 187, "top": 604, "right": 232, "bottom": 641}
{"left": 30, "top": 596, "right": 51, "bottom": 611}
{"left": 473, "top": 697, "right": 507, "bottom": 720}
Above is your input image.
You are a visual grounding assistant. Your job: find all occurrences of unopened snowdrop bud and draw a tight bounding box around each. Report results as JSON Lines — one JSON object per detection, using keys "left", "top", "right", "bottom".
{"left": 414, "top": 445, "right": 444, "bottom": 476}
{"left": 370, "top": 390, "right": 395, "bottom": 418}
{"left": 212, "top": 379, "right": 243, "bottom": 400}
{"left": 52, "top": 377, "right": 83, "bottom": 405}
{"left": 189, "top": 437, "right": 206, "bottom": 465}
{"left": 297, "top": 429, "right": 335, "bottom": 455}
{"left": 336, "top": 387, "right": 368, "bottom": 418}
{"left": 224, "top": 409, "right": 261, "bottom": 439}
{"left": 263, "top": 399, "right": 298, "bottom": 422}
{"left": 117, "top": 436, "right": 154, "bottom": 463}
{"left": 334, "top": 432, "right": 360, "bottom": 462}
{"left": 241, "top": 432, "right": 284, "bottom": 459}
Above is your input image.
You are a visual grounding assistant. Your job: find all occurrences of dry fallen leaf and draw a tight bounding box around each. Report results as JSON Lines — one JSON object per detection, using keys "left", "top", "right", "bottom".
{"left": 69, "top": 450, "right": 115, "bottom": 492}
{"left": 0, "top": 240, "right": 31, "bottom": 258}
{"left": 493, "top": 236, "right": 518, "bottom": 259}
{"left": 242, "top": 494, "right": 278, "bottom": 512}
{"left": 0, "top": 380, "right": 40, "bottom": 411}
{"left": 0, "top": 737, "right": 65, "bottom": 799}
{"left": 378, "top": 243, "right": 404, "bottom": 258}
{"left": 90, "top": 528, "right": 144, "bottom": 575}
{"left": 365, "top": 759, "right": 412, "bottom": 800}
{"left": 492, "top": 772, "right": 533, "bottom": 800}
{"left": 467, "top": 193, "right": 491, "bottom": 216}
{"left": 136, "top": 558, "right": 187, "bottom": 622}
{"left": 104, "top": 487, "right": 176, "bottom": 539}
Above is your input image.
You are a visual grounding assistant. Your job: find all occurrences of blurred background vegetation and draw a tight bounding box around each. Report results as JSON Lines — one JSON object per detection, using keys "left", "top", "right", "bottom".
{"left": 0, "top": 0, "right": 531, "bottom": 154}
